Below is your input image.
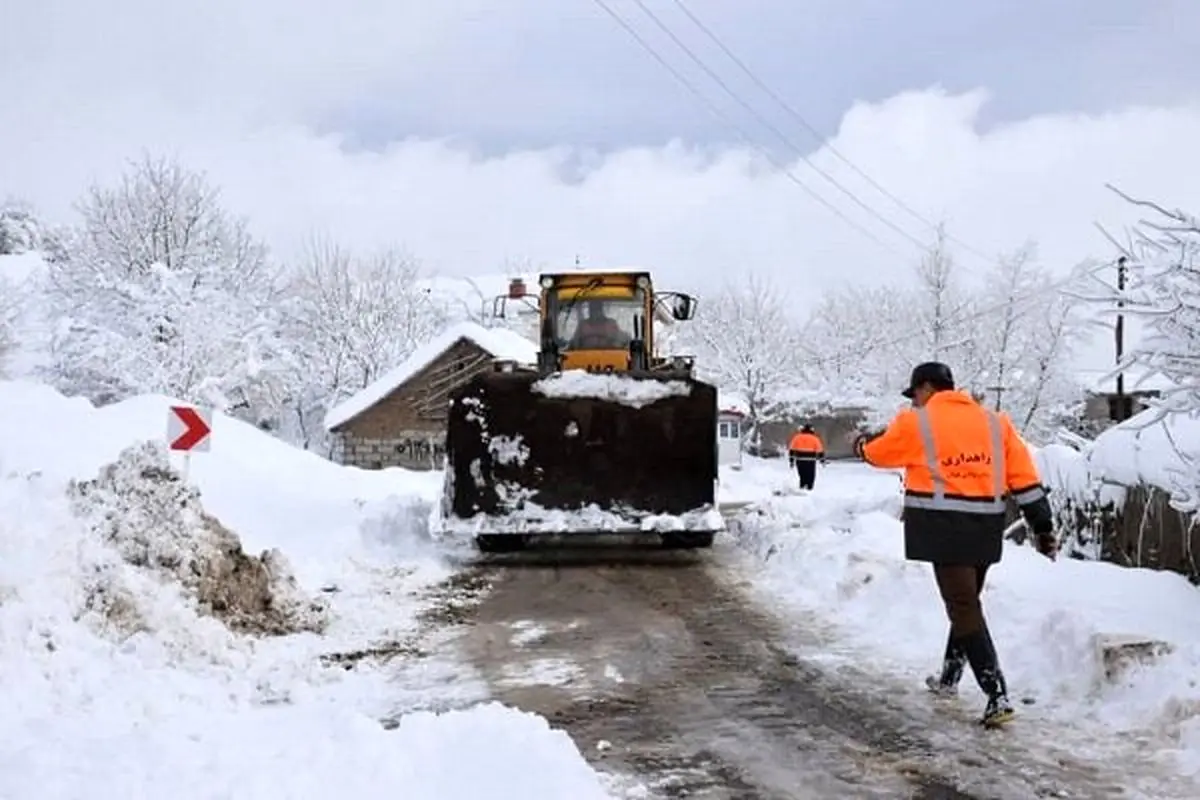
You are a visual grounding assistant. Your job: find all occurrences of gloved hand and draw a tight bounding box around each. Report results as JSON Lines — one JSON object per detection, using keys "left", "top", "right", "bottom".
{"left": 1034, "top": 530, "right": 1058, "bottom": 561}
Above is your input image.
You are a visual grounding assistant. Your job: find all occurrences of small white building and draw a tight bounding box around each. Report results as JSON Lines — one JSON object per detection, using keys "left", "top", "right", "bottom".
{"left": 717, "top": 391, "right": 749, "bottom": 468}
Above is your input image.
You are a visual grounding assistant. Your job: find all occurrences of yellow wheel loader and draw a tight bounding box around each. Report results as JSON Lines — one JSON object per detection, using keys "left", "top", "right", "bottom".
{"left": 438, "top": 269, "right": 723, "bottom": 553}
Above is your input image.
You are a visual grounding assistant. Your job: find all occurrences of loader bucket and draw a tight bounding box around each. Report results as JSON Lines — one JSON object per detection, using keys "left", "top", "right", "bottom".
{"left": 439, "top": 368, "right": 722, "bottom": 540}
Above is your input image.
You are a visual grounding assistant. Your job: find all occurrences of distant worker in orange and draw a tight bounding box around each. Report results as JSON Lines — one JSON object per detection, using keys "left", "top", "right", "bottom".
{"left": 570, "top": 299, "right": 628, "bottom": 349}
{"left": 788, "top": 424, "right": 825, "bottom": 490}
{"left": 851, "top": 362, "right": 1057, "bottom": 728}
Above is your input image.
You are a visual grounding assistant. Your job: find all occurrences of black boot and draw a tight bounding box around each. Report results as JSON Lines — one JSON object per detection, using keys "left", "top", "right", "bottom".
{"left": 924, "top": 631, "right": 965, "bottom": 695}
{"left": 960, "top": 629, "right": 1014, "bottom": 728}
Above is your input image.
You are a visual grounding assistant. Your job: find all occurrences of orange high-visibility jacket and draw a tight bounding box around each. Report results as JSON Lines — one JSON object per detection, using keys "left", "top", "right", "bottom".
{"left": 788, "top": 431, "right": 824, "bottom": 460}
{"left": 858, "top": 390, "right": 1052, "bottom": 565}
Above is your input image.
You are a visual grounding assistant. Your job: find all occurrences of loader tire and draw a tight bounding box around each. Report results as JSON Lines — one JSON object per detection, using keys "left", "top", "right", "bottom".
{"left": 475, "top": 534, "right": 529, "bottom": 554}
{"left": 660, "top": 531, "right": 715, "bottom": 550}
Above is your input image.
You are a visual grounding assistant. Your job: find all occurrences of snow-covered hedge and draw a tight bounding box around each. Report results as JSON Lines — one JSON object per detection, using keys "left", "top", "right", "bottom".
{"left": 1035, "top": 412, "right": 1200, "bottom": 578}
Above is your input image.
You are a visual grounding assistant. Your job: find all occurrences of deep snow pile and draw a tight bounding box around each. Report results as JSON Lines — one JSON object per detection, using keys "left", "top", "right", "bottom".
{"left": 728, "top": 459, "right": 1200, "bottom": 780}
{"left": 0, "top": 379, "right": 624, "bottom": 799}
{"left": 67, "top": 441, "right": 327, "bottom": 637}
{"left": 1033, "top": 410, "right": 1200, "bottom": 512}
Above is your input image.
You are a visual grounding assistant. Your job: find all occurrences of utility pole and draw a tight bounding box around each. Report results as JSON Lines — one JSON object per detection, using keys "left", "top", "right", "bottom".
{"left": 986, "top": 385, "right": 1006, "bottom": 411}
{"left": 1114, "top": 255, "right": 1127, "bottom": 420}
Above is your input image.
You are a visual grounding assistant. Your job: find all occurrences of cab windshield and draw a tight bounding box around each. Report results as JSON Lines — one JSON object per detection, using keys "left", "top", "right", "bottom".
{"left": 556, "top": 292, "right": 644, "bottom": 351}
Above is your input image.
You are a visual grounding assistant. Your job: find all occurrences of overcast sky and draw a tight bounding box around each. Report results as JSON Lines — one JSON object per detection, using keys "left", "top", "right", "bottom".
{"left": 3, "top": 0, "right": 1200, "bottom": 369}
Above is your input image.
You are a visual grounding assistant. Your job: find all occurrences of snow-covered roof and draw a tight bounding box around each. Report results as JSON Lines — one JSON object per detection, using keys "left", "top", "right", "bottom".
{"left": 324, "top": 321, "right": 539, "bottom": 432}
{"left": 718, "top": 389, "right": 750, "bottom": 416}
{"left": 1076, "top": 366, "right": 1176, "bottom": 395}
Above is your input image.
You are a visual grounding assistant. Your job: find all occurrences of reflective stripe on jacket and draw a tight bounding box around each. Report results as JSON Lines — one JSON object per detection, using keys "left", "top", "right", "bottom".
{"left": 860, "top": 390, "right": 1052, "bottom": 564}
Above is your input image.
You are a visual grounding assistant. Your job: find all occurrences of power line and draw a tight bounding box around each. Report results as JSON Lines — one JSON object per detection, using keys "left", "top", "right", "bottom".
{"left": 626, "top": 0, "right": 931, "bottom": 255}
{"left": 587, "top": 0, "right": 908, "bottom": 259}
{"left": 587, "top": 0, "right": 1101, "bottom": 366}
{"left": 664, "top": 0, "right": 1000, "bottom": 266}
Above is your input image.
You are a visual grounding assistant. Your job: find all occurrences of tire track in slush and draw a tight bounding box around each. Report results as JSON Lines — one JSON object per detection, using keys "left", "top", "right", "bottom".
{"left": 439, "top": 543, "right": 972, "bottom": 799}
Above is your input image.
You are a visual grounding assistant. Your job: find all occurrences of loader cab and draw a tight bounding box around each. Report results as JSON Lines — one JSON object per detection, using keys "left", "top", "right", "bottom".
{"left": 537, "top": 270, "right": 696, "bottom": 374}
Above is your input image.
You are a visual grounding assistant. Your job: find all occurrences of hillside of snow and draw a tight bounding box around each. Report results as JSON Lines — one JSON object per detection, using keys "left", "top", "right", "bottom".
{"left": 0, "top": 379, "right": 628, "bottom": 799}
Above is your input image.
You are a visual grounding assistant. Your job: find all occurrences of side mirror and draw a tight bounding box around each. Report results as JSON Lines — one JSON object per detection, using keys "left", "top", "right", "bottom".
{"left": 670, "top": 294, "right": 696, "bottom": 321}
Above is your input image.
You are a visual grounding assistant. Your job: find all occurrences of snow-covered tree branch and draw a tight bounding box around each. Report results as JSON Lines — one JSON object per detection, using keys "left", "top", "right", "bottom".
{"left": 679, "top": 272, "right": 807, "bottom": 437}
{"left": 1089, "top": 190, "right": 1200, "bottom": 509}
{"left": 42, "top": 155, "right": 289, "bottom": 419}
{"left": 281, "top": 236, "right": 447, "bottom": 450}
{"left": 0, "top": 274, "right": 15, "bottom": 375}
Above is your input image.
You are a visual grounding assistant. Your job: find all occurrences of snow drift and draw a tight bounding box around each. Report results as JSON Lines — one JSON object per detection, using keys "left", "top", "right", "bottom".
{"left": 67, "top": 441, "right": 328, "bottom": 638}
{"left": 0, "top": 379, "right": 625, "bottom": 799}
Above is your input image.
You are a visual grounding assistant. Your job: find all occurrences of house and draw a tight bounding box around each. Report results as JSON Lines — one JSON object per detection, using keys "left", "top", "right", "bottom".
{"left": 717, "top": 391, "right": 748, "bottom": 468}
{"left": 323, "top": 321, "right": 539, "bottom": 470}
{"left": 1076, "top": 367, "right": 1173, "bottom": 425}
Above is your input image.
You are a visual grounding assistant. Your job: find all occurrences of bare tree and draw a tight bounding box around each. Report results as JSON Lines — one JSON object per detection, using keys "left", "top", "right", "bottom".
{"left": 1020, "top": 290, "right": 1088, "bottom": 436}
{"left": 282, "top": 236, "right": 447, "bottom": 450}
{"left": 978, "top": 243, "right": 1039, "bottom": 411}
{"left": 680, "top": 272, "right": 806, "bottom": 442}
{"left": 913, "top": 226, "right": 969, "bottom": 360}
{"left": 802, "top": 282, "right": 914, "bottom": 403}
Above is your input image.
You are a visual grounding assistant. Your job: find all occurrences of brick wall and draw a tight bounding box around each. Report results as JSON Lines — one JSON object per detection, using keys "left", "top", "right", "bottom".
{"left": 334, "top": 430, "right": 446, "bottom": 471}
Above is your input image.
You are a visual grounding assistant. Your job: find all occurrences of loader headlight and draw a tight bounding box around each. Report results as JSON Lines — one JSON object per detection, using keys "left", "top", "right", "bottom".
{"left": 540, "top": 276, "right": 554, "bottom": 288}
{"left": 636, "top": 275, "right": 650, "bottom": 289}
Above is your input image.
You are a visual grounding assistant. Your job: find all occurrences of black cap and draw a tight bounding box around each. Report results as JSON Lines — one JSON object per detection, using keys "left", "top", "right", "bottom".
{"left": 901, "top": 361, "right": 955, "bottom": 399}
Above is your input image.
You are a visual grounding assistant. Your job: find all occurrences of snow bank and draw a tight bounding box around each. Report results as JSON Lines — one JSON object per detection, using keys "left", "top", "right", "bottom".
{"left": 1089, "top": 409, "right": 1200, "bottom": 503}
{"left": 0, "top": 379, "right": 624, "bottom": 799}
{"left": 0, "top": 379, "right": 444, "bottom": 585}
{"left": 532, "top": 370, "right": 691, "bottom": 408}
{"left": 730, "top": 460, "right": 1200, "bottom": 777}
{"left": 3, "top": 701, "right": 615, "bottom": 800}
{"left": 68, "top": 441, "right": 328, "bottom": 637}
{"left": 1034, "top": 443, "right": 1095, "bottom": 506}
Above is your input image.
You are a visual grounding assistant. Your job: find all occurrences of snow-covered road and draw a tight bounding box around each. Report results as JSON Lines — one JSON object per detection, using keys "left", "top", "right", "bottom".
{"left": 5, "top": 379, "right": 1200, "bottom": 799}
{"left": 429, "top": 533, "right": 1176, "bottom": 797}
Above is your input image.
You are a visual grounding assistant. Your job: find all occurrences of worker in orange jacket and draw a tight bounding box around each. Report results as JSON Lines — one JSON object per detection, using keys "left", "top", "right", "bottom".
{"left": 851, "top": 361, "right": 1057, "bottom": 728}
{"left": 788, "top": 424, "right": 825, "bottom": 490}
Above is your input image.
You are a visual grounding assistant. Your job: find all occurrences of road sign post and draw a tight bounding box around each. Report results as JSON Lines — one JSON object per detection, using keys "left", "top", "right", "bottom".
{"left": 167, "top": 405, "right": 212, "bottom": 479}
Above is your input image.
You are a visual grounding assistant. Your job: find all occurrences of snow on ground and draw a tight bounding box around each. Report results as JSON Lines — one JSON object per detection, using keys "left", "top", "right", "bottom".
{"left": 727, "top": 457, "right": 1200, "bottom": 780}
{"left": 0, "top": 379, "right": 629, "bottom": 799}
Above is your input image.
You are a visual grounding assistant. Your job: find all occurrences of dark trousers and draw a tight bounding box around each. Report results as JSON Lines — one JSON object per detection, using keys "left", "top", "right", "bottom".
{"left": 933, "top": 564, "right": 990, "bottom": 636}
{"left": 794, "top": 459, "right": 816, "bottom": 489}
{"left": 930, "top": 563, "right": 1007, "bottom": 701}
